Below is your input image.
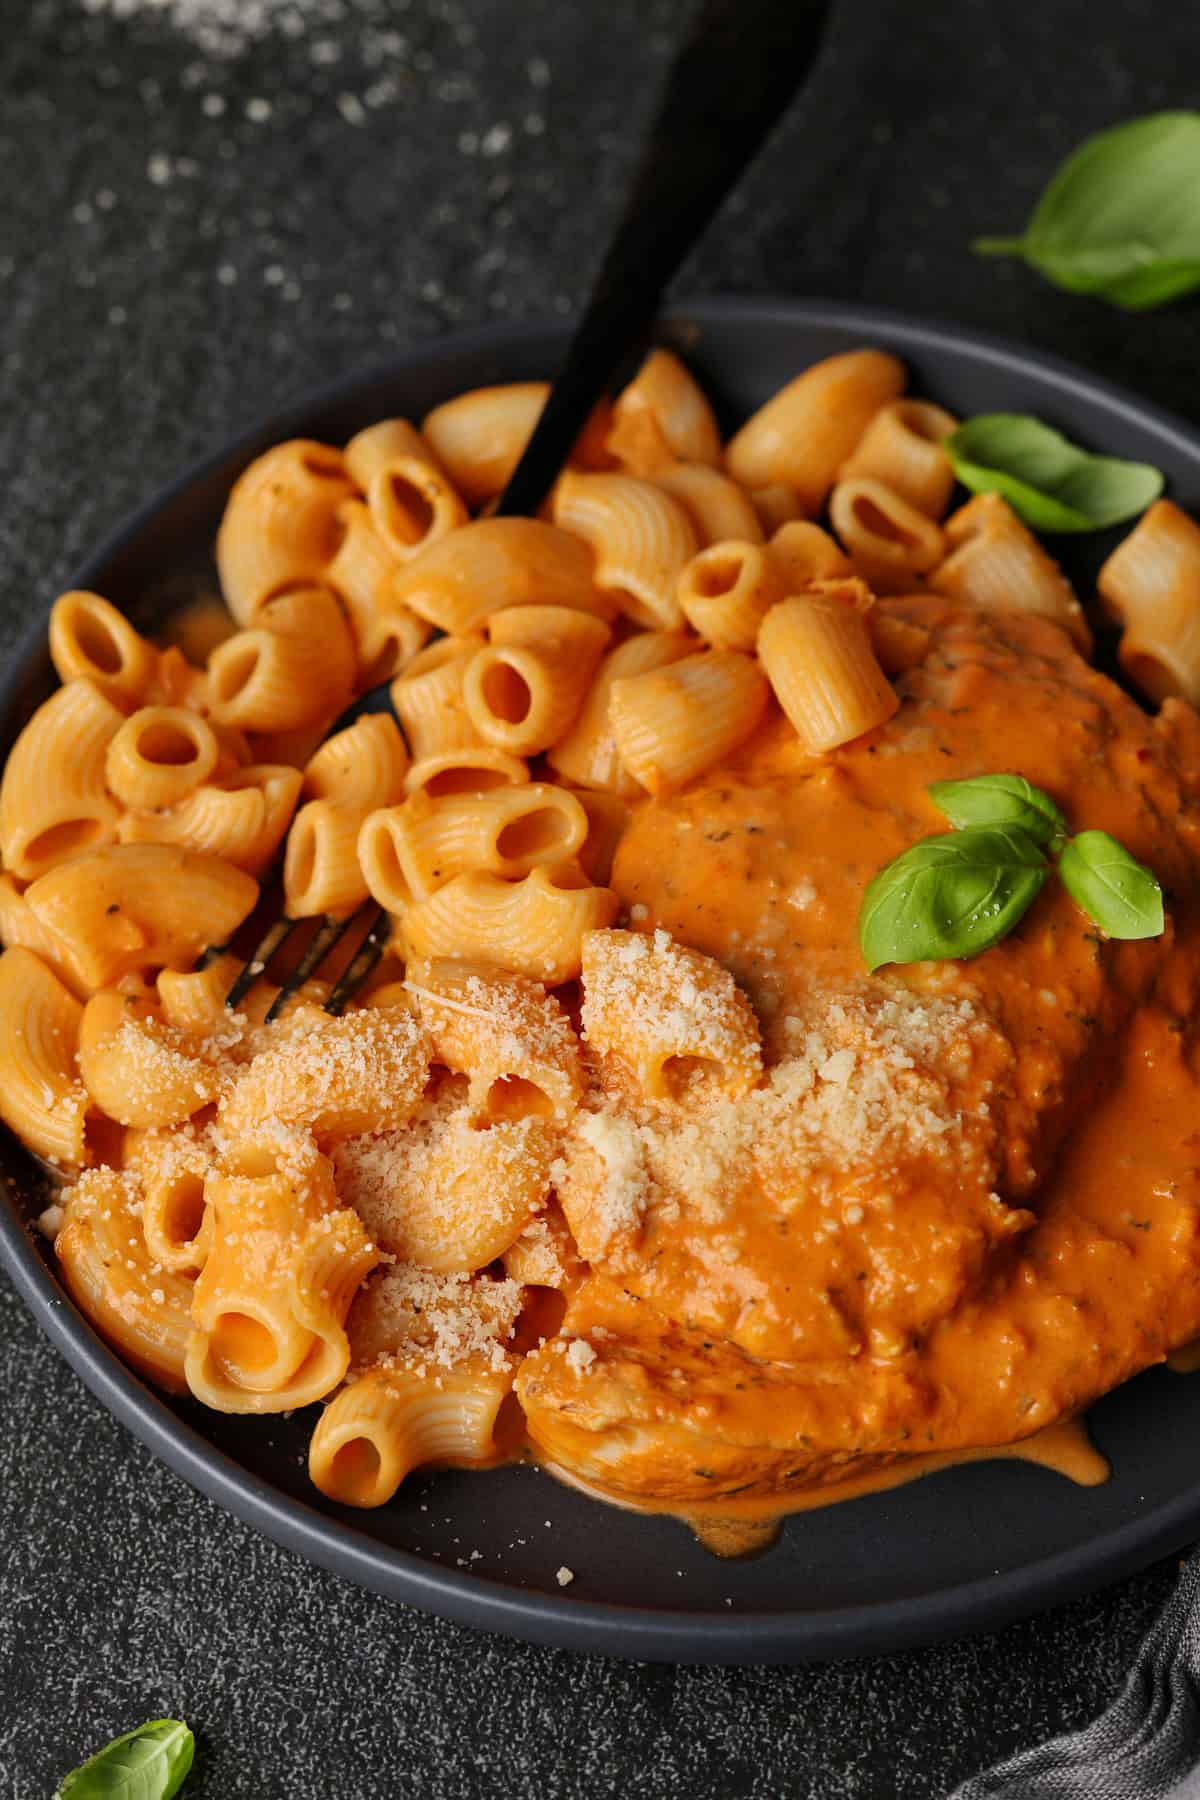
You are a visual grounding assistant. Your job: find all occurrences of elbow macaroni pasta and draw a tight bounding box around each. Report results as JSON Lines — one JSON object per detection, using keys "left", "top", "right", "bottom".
{"left": 391, "top": 518, "right": 609, "bottom": 634}
{"left": 463, "top": 605, "right": 611, "bottom": 755}
{"left": 609, "top": 649, "right": 768, "bottom": 797}
{"left": 552, "top": 470, "right": 698, "bottom": 630}
{"left": 757, "top": 581, "right": 899, "bottom": 754}
{"left": 930, "top": 492, "right": 1092, "bottom": 652}
{"left": 0, "top": 680, "right": 125, "bottom": 882}
{"left": 187, "top": 1133, "right": 380, "bottom": 1413}
{"left": 726, "top": 348, "right": 907, "bottom": 512}
{"left": 216, "top": 439, "right": 355, "bottom": 626}
{"left": 1098, "top": 500, "right": 1200, "bottom": 705}
{"left": 49, "top": 591, "right": 158, "bottom": 703}
{"left": 606, "top": 349, "right": 723, "bottom": 474}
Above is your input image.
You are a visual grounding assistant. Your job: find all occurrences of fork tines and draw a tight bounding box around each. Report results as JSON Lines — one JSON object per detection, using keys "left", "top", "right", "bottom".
{"left": 222, "top": 901, "right": 391, "bottom": 1020}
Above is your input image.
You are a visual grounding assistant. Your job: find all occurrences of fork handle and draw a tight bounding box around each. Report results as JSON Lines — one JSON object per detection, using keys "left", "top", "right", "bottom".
{"left": 495, "top": 0, "right": 832, "bottom": 519}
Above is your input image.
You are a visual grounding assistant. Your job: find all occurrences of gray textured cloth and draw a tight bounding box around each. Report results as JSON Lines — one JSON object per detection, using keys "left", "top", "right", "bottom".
{"left": 957, "top": 1553, "right": 1200, "bottom": 1798}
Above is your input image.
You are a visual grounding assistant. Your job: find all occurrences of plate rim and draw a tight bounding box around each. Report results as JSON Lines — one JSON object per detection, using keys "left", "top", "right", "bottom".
{"left": 4, "top": 294, "right": 1199, "bottom": 1664}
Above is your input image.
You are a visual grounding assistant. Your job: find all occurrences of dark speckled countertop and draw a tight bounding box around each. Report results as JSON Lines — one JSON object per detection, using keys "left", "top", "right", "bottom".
{"left": 1, "top": 1, "right": 1198, "bottom": 1794}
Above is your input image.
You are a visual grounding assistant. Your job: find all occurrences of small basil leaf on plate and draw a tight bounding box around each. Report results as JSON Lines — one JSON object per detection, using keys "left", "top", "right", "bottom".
{"left": 973, "top": 111, "right": 1200, "bottom": 310}
{"left": 927, "top": 774, "right": 1067, "bottom": 846}
{"left": 944, "top": 414, "right": 1163, "bottom": 533}
{"left": 859, "top": 826, "right": 1048, "bottom": 971}
{"left": 1058, "top": 830, "right": 1165, "bottom": 939}
{"left": 57, "top": 1719, "right": 194, "bottom": 1800}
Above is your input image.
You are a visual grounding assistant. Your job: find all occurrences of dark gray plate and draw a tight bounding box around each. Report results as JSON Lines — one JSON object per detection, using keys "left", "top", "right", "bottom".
{"left": 3, "top": 299, "right": 1199, "bottom": 1664}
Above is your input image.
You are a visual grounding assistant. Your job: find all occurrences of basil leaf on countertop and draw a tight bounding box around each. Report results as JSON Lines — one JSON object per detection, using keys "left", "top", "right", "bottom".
{"left": 1058, "top": 830, "right": 1165, "bottom": 940}
{"left": 973, "top": 111, "right": 1200, "bottom": 310}
{"left": 57, "top": 1719, "right": 194, "bottom": 1800}
{"left": 944, "top": 414, "right": 1163, "bottom": 533}
{"left": 859, "top": 826, "right": 1048, "bottom": 971}
{"left": 928, "top": 774, "right": 1068, "bottom": 846}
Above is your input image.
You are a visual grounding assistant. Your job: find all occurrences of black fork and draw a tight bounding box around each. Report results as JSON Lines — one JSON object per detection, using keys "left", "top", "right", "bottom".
{"left": 220, "top": 0, "right": 833, "bottom": 1019}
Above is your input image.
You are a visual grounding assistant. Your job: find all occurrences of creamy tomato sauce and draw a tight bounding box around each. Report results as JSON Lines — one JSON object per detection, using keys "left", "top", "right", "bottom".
{"left": 516, "top": 602, "right": 1200, "bottom": 1518}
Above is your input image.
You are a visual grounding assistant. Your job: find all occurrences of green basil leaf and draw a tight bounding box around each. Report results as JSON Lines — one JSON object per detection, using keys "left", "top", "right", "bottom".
{"left": 974, "top": 111, "right": 1200, "bottom": 310}
{"left": 928, "top": 774, "right": 1067, "bottom": 845}
{"left": 1058, "top": 830, "right": 1165, "bottom": 939}
{"left": 57, "top": 1719, "right": 194, "bottom": 1800}
{"left": 859, "top": 826, "right": 1048, "bottom": 971}
{"left": 944, "top": 414, "right": 1163, "bottom": 533}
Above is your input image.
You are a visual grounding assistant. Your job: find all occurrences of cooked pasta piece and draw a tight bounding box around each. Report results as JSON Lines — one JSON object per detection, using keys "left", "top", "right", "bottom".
{"left": 208, "top": 718, "right": 255, "bottom": 779}
{"left": 118, "top": 764, "right": 302, "bottom": 875}
{"left": 335, "top": 1239, "right": 525, "bottom": 1367}
{"left": 867, "top": 601, "right": 936, "bottom": 679}
{"left": 828, "top": 477, "right": 946, "bottom": 593}
{"left": 216, "top": 439, "right": 355, "bottom": 626}
{"left": 758, "top": 581, "right": 899, "bottom": 753}
{"left": 401, "top": 863, "right": 619, "bottom": 985}
{"left": 324, "top": 498, "right": 431, "bottom": 684}
{"left": 187, "top": 1132, "right": 380, "bottom": 1413}
{"left": 365, "top": 455, "right": 470, "bottom": 564}
{"left": 838, "top": 399, "right": 959, "bottom": 518}
{"left": 930, "top": 492, "right": 1092, "bottom": 652}
{"left": 357, "top": 807, "right": 417, "bottom": 915}
{"left": 105, "top": 706, "right": 220, "bottom": 812}
{"left": 767, "top": 519, "right": 853, "bottom": 592}
{"left": 502, "top": 1202, "right": 588, "bottom": 1295}
{"left": 677, "top": 540, "right": 782, "bottom": 650}
{"left": 207, "top": 586, "right": 356, "bottom": 731}
{"left": 245, "top": 713, "right": 342, "bottom": 772}
{"left": 581, "top": 927, "right": 763, "bottom": 1102}
{"left": 219, "top": 1002, "right": 432, "bottom": 1143}
{"left": 375, "top": 781, "right": 589, "bottom": 902}
{"left": 309, "top": 1356, "right": 515, "bottom": 1508}
{"left": 49, "top": 590, "right": 158, "bottom": 704}
{"left": 333, "top": 1097, "right": 554, "bottom": 1271}
{"left": 403, "top": 747, "right": 528, "bottom": 801}
{"left": 390, "top": 633, "right": 486, "bottom": 761}
{"left": 552, "top": 470, "right": 698, "bottom": 629}
{"left": 422, "top": 382, "right": 551, "bottom": 506}
{"left": 0, "top": 680, "right": 124, "bottom": 882}
{"left": 392, "top": 518, "right": 611, "bottom": 634}
{"left": 57, "top": 1167, "right": 195, "bottom": 1390}
{"left": 463, "top": 605, "right": 612, "bottom": 755}
{"left": 570, "top": 788, "right": 632, "bottom": 885}
{"left": 1099, "top": 499, "right": 1200, "bottom": 626}
{"left": 155, "top": 954, "right": 241, "bottom": 1034}
{"left": 609, "top": 650, "right": 768, "bottom": 797}
{"left": 156, "top": 953, "right": 318, "bottom": 1036}
{"left": 750, "top": 483, "right": 805, "bottom": 534}
{"left": 21, "top": 844, "right": 257, "bottom": 993}
{"left": 343, "top": 418, "right": 444, "bottom": 490}
{"left": 77, "top": 988, "right": 226, "bottom": 1129}
{"left": 160, "top": 595, "right": 237, "bottom": 666}
{"left": 123, "top": 1128, "right": 214, "bottom": 1273}
{"left": 0, "top": 874, "right": 91, "bottom": 998}
{"left": 1098, "top": 500, "right": 1200, "bottom": 704}
{"left": 406, "top": 958, "right": 582, "bottom": 1121}
{"left": 547, "top": 631, "right": 694, "bottom": 796}
{"left": 302, "top": 712, "right": 409, "bottom": 812}
{"left": 651, "top": 463, "right": 765, "bottom": 546}
{"left": 725, "top": 349, "right": 906, "bottom": 511}
{"left": 0, "top": 947, "right": 88, "bottom": 1165}
{"left": 284, "top": 713, "right": 411, "bottom": 919}
{"left": 285, "top": 799, "right": 377, "bottom": 918}
{"left": 606, "top": 349, "right": 722, "bottom": 473}
{"left": 142, "top": 645, "right": 210, "bottom": 715}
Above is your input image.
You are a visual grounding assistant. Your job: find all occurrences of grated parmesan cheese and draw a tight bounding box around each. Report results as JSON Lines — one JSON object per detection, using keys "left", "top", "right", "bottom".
{"left": 348, "top": 1264, "right": 523, "bottom": 1375}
